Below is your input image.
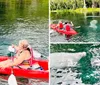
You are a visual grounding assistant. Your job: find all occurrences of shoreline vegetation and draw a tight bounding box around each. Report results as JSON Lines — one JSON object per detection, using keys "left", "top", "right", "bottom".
{"left": 50, "top": 0, "right": 100, "bottom": 13}
{"left": 51, "top": 8, "right": 100, "bottom": 13}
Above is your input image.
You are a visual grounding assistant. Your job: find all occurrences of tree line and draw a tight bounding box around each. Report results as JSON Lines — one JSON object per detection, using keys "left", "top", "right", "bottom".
{"left": 50, "top": 0, "right": 100, "bottom": 10}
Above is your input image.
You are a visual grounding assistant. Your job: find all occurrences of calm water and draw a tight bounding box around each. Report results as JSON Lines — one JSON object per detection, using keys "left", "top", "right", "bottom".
{"left": 0, "top": 0, "right": 48, "bottom": 85}
{"left": 0, "top": 75, "right": 48, "bottom": 85}
{"left": 50, "top": 11, "right": 100, "bottom": 42}
{"left": 50, "top": 44, "right": 100, "bottom": 85}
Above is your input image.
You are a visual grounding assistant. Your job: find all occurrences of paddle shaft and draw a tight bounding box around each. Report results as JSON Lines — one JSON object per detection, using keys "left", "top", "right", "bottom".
{"left": 8, "top": 51, "right": 17, "bottom": 85}
{"left": 11, "top": 52, "right": 14, "bottom": 74}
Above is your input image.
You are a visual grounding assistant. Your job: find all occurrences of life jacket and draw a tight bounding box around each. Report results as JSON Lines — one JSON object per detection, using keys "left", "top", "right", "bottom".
{"left": 65, "top": 24, "right": 71, "bottom": 31}
{"left": 59, "top": 22, "right": 63, "bottom": 29}
{"left": 17, "top": 46, "right": 43, "bottom": 70}
{"left": 17, "top": 47, "right": 34, "bottom": 67}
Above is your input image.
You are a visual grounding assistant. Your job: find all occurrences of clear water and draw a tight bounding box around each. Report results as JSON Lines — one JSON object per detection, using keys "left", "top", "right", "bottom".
{"left": 50, "top": 11, "right": 100, "bottom": 42}
{"left": 50, "top": 44, "right": 100, "bottom": 85}
{"left": 0, "top": 0, "right": 49, "bottom": 85}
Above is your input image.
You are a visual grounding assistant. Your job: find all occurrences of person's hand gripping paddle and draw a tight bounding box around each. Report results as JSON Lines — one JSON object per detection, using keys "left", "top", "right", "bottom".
{"left": 8, "top": 46, "right": 17, "bottom": 85}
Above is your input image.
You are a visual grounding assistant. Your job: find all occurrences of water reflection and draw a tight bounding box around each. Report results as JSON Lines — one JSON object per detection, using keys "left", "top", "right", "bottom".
{"left": 0, "top": 0, "right": 49, "bottom": 56}
{"left": 0, "top": 0, "right": 48, "bottom": 24}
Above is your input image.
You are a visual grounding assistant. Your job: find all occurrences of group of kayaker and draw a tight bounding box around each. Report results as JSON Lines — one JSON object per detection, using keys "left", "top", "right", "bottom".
{"left": 0, "top": 40, "right": 43, "bottom": 70}
{"left": 58, "top": 21, "right": 73, "bottom": 29}
{"left": 57, "top": 20, "right": 74, "bottom": 40}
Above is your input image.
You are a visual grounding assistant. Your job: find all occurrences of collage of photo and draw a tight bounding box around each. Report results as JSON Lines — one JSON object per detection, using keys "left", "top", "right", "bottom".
{"left": 0, "top": 0, "right": 100, "bottom": 85}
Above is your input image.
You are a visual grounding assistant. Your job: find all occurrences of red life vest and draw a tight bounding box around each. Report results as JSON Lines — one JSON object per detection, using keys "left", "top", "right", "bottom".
{"left": 20, "top": 47, "right": 43, "bottom": 70}
{"left": 16, "top": 47, "right": 34, "bottom": 67}
{"left": 59, "top": 22, "right": 63, "bottom": 29}
{"left": 65, "top": 24, "right": 71, "bottom": 31}
{"left": 15, "top": 47, "right": 43, "bottom": 70}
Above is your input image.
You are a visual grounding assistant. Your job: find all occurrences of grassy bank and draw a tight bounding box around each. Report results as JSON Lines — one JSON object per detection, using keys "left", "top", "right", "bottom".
{"left": 51, "top": 8, "right": 100, "bottom": 13}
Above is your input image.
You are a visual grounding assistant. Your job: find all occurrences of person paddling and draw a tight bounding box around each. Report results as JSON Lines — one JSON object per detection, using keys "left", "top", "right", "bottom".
{"left": 65, "top": 22, "right": 71, "bottom": 31}
{"left": 0, "top": 40, "right": 42, "bottom": 70}
{"left": 58, "top": 21, "right": 63, "bottom": 29}
{"left": 64, "top": 21, "right": 72, "bottom": 40}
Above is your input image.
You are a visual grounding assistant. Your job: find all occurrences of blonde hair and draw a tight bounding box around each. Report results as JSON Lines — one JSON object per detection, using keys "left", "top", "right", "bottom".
{"left": 19, "top": 40, "right": 29, "bottom": 49}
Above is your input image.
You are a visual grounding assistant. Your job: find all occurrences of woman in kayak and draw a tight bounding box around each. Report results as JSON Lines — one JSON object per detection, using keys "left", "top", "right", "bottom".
{"left": 0, "top": 40, "right": 34, "bottom": 69}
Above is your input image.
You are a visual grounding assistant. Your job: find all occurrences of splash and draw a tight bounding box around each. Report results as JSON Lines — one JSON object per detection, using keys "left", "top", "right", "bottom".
{"left": 89, "top": 20, "right": 98, "bottom": 29}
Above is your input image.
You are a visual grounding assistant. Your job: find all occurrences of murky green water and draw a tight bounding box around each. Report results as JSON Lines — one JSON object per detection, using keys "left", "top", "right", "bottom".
{"left": 50, "top": 11, "right": 100, "bottom": 42}
{"left": 0, "top": 0, "right": 49, "bottom": 85}
{"left": 50, "top": 44, "right": 100, "bottom": 85}
{"left": 0, "top": 0, "right": 49, "bottom": 56}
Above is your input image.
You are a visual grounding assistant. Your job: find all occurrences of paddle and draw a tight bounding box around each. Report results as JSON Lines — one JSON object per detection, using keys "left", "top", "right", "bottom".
{"left": 75, "top": 26, "right": 81, "bottom": 28}
{"left": 8, "top": 46, "right": 17, "bottom": 85}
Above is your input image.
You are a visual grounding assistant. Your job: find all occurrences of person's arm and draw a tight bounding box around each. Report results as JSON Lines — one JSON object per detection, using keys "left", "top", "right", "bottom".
{"left": 57, "top": 24, "right": 59, "bottom": 28}
{"left": 0, "top": 52, "right": 27, "bottom": 68}
{"left": 0, "top": 51, "right": 29, "bottom": 68}
{"left": 12, "top": 52, "right": 27, "bottom": 66}
{"left": 12, "top": 44, "right": 19, "bottom": 51}
{"left": 7, "top": 51, "right": 28, "bottom": 67}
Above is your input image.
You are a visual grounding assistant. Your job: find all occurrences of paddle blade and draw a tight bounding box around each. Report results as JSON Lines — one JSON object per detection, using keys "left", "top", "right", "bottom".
{"left": 8, "top": 46, "right": 15, "bottom": 53}
{"left": 8, "top": 74, "right": 17, "bottom": 85}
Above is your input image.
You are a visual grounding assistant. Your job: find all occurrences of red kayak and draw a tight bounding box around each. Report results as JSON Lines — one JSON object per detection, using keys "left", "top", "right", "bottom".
{"left": 50, "top": 24, "right": 77, "bottom": 35}
{"left": 0, "top": 56, "right": 49, "bottom": 80}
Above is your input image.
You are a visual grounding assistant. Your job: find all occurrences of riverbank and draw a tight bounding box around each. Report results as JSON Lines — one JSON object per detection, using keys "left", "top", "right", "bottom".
{"left": 51, "top": 8, "right": 100, "bottom": 14}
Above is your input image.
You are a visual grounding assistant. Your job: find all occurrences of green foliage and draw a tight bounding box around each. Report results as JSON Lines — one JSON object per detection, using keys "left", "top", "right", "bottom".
{"left": 0, "top": 0, "right": 48, "bottom": 24}
{"left": 50, "top": 0, "right": 100, "bottom": 10}
{"left": 51, "top": 8, "right": 100, "bottom": 14}
{"left": 74, "top": 8, "right": 100, "bottom": 13}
